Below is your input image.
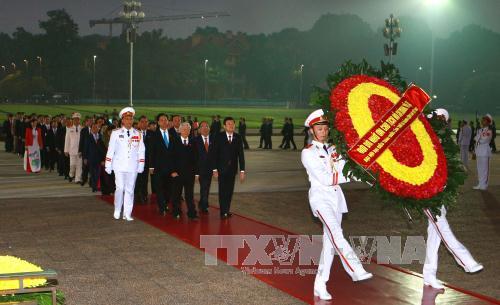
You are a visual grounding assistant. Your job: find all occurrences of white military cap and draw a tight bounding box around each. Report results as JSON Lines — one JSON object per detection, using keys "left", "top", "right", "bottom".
{"left": 119, "top": 107, "right": 135, "bottom": 118}
{"left": 433, "top": 108, "right": 449, "bottom": 121}
{"left": 304, "top": 109, "right": 329, "bottom": 127}
{"left": 483, "top": 114, "right": 493, "bottom": 124}
{"left": 72, "top": 112, "right": 81, "bottom": 119}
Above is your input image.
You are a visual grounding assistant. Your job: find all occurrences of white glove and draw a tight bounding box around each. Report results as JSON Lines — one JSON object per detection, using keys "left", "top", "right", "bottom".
{"left": 137, "top": 167, "right": 144, "bottom": 174}
{"left": 105, "top": 167, "right": 112, "bottom": 175}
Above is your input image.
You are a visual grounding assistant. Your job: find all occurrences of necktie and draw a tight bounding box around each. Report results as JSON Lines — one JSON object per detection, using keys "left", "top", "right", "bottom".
{"left": 163, "top": 131, "right": 169, "bottom": 147}
{"left": 323, "top": 145, "right": 329, "bottom": 154}
{"left": 76, "top": 126, "right": 78, "bottom": 132}
{"left": 204, "top": 137, "right": 209, "bottom": 152}
{"left": 228, "top": 135, "right": 232, "bottom": 143}
{"left": 184, "top": 139, "right": 188, "bottom": 146}
{"left": 127, "top": 130, "right": 130, "bottom": 137}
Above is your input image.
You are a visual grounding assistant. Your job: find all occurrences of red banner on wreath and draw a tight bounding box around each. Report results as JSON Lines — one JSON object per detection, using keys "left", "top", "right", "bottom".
{"left": 347, "top": 85, "right": 431, "bottom": 168}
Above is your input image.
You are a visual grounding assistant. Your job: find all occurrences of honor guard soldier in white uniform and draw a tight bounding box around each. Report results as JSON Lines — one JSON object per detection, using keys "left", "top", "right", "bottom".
{"left": 301, "top": 109, "right": 372, "bottom": 301}
{"left": 64, "top": 112, "right": 82, "bottom": 183}
{"left": 422, "top": 109, "right": 483, "bottom": 290}
{"left": 105, "top": 107, "right": 145, "bottom": 221}
{"left": 473, "top": 114, "right": 493, "bottom": 190}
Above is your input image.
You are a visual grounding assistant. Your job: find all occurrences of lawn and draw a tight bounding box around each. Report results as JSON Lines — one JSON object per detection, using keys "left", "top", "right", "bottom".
{"left": 0, "top": 103, "right": 483, "bottom": 129}
{"left": 0, "top": 104, "right": 312, "bottom": 129}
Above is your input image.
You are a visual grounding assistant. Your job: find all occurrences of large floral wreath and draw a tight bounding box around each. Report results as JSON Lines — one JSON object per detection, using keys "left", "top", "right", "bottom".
{"left": 311, "top": 60, "right": 467, "bottom": 214}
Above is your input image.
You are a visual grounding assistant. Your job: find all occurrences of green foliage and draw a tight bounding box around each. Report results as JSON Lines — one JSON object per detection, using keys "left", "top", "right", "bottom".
{"left": 0, "top": 290, "right": 65, "bottom": 305}
{"left": 312, "top": 60, "right": 467, "bottom": 215}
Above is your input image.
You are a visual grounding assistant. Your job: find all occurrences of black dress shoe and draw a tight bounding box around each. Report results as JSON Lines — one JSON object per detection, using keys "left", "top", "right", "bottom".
{"left": 159, "top": 211, "right": 167, "bottom": 216}
{"left": 201, "top": 209, "right": 209, "bottom": 214}
{"left": 188, "top": 214, "right": 199, "bottom": 220}
{"left": 68, "top": 177, "right": 73, "bottom": 182}
{"left": 173, "top": 213, "right": 181, "bottom": 219}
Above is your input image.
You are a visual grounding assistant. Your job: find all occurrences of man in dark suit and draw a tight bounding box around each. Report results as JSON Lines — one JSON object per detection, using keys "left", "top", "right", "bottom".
{"left": 169, "top": 114, "right": 181, "bottom": 138}
{"left": 55, "top": 118, "right": 67, "bottom": 177}
{"left": 149, "top": 113, "right": 177, "bottom": 216}
{"left": 2, "top": 113, "right": 14, "bottom": 152}
{"left": 40, "top": 115, "right": 51, "bottom": 169}
{"left": 78, "top": 117, "right": 92, "bottom": 186}
{"left": 45, "top": 120, "right": 58, "bottom": 171}
{"left": 172, "top": 122, "right": 199, "bottom": 219}
{"left": 194, "top": 121, "right": 214, "bottom": 214}
{"left": 210, "top": 115, "right": 222, "bottom": 137}
{"left": 83, "top": 122, "right": 106, "bottom": 192}
{"left": 135, "top": 115, "right": 153, "bottom": 204}
{"left": 238, "top": 117, "right": 249, "bottom": 150}
{"left": 213, "top": 117, "right": 246, "bottom": 218}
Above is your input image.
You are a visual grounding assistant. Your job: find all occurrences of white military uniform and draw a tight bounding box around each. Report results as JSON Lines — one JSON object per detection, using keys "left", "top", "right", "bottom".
{"left": 422, "top": 109, "right": 483, "bottom": 289}
{"left": 458, "top": 124, "right": 472, "bottom": 169}
{"left": 474, "top": 124, "right": 492, "bottom": 190}
{"left": 300, "top": 109, "right": 372, "bottom": 300}
{"left": 105, "top": 110, "right": 145, "bottom": 221}
{"left": 422, "top": 206, "right": 483, "bottom": 288}
{"left": 64, "top": 124, "right": 82, "bottom": 183}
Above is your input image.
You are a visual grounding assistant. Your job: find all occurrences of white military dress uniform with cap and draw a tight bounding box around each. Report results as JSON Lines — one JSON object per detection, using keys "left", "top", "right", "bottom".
{"left": 301, "top": 109, "right": 372, "bottom": 301}
{"left": 105, "top": 107, "right": 145, "bottom": 221}
{"left": 64, "top": 112, "right": 82, "bottom": 183}
{"left": 422, "top": 108, "right": 483, "bottom": 290}
{"left": 473, "top": 114, "right": 493, "bottom": 190}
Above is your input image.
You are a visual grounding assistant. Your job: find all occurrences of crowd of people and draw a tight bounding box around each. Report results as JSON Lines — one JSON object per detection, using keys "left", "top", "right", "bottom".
{"left": 1, "top": 110, "right": 249, "bottom": 220}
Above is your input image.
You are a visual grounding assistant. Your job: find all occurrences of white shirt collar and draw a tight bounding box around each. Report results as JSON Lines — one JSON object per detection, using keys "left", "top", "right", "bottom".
{"left": 312, "top": 140, "right": 327, "bottom": 147}
{"left": 226, "top": 132, "right": 234, "bottom": 138}
{"left": 181, "top": 136, "right": 189, "bottom": 143}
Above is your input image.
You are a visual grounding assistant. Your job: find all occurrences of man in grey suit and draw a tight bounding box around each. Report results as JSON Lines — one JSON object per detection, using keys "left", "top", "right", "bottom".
{"left": 458, "top": 120, "right": 472, "bottom": 170}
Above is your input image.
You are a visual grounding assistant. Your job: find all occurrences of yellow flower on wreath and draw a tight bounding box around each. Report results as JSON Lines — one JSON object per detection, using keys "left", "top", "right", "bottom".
{"left": 0, "top": 256, "right": 47, "bottom": 290}
{"left": 347, "top": 82, "right": 438, "bottom": 186}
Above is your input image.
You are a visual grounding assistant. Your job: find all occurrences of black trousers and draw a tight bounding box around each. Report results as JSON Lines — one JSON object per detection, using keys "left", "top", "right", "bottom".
{"left": 41, "top": 148, "right": 49, "bottom": 169}
{"left": 57, "top": 151, "right": 65, "bottom": 175}
{"left": 64, "top": 155, "right": 70, "bottom": 177}
{"left": 198, "top": 172, "right": 213, "bottom": 210}
{"left": 241, "top": 134, "right": 249, "bottom": 149}
{"left": 284, "top": 135, "right": 297, "bottom": 149}
{"left": 155, "top": 172, "right": 173, "bottom": 213}
{"left": 134, "top": 170, "right": 149, "bottom": 202}
{"left": 4, "top": 135, "right": 13, "bottom": 152}
{"left": 259, "top": 135, "right": 264, "bottom": 148}
{"left": 81, "top": 160, "right": 89, "bottom": 184}
{"left": 101, "top": 171, "right": 115, "bottom": 195}
{"left": 48, "top": 149, "right": 57, "bottom": 170}
{"left": 173, "top": 175, "right": 196, "bottom": 216}
{"left": 89, "top": 163, "right": 101, "bottom": 191}
{"left": 264, "top": 134, "right": 272, "bottom": 149}
{"left": 150, "top": 173, "right": 157, "bottom": 194}
{"left": 218, "top": 173, "right": 236, "bottom": 215}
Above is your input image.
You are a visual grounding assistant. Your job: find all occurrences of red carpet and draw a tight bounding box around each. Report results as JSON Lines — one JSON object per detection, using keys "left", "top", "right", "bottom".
{"left": 100, "top": 195, "right": 499, "bottom": 305}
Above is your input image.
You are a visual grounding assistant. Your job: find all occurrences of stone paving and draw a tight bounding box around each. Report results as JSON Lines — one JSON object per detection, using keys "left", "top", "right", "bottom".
{"left": 0, "top": 136, "right": 499, "bottom": 304}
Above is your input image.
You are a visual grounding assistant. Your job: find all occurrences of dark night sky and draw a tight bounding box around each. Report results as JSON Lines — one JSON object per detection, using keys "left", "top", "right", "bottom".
{"left": 0, "top": 0, "right": 499, "bottom": 38}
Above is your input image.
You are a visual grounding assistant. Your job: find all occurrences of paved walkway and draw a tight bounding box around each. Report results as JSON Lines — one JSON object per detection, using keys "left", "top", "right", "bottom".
{"left": 0, "top": 138, "right": 499, "bottom": 304}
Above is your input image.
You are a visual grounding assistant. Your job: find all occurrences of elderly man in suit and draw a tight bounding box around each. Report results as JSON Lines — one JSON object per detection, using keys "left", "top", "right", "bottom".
{"left": 172, "top": 122, "right": 199, "bottom": 219}
{"left": 213, "top": 117, "right": 245, "bottom": 218}
{"left": 149, "top": 113, "right": 177, "bottom": 216}
{"left": 195, "top": 121, "right": 214, "bottom": 214}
